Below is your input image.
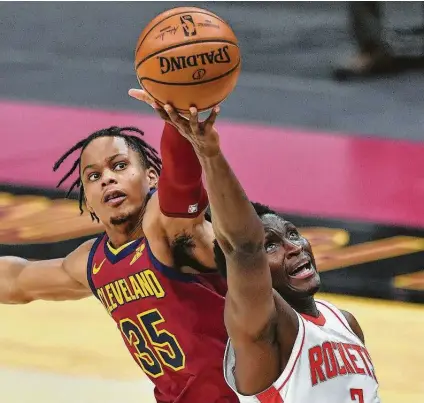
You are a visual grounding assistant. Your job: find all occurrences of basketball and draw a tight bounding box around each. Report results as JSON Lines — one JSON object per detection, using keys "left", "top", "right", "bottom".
{"left": 135, "top": 7, "right": 241, "bottom": 112}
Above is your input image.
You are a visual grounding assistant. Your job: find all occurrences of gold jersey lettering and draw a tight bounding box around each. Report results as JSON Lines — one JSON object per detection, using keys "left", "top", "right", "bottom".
{"left": 104, "top": 284, "right": 118, "bottom": 311}
{"left": 109, "top": 282, "right": 124, "bottom": 305}
{"left": 135, "top": 272, "right": 154, "bottom": 296}
{"left": 95, "top": 269, "right": 166, "bottom": 314}
{"left": 144, "top": 270, "right": 165, "bottom": 298}
{"left": 119, "top": 279, "right": 135, "bottom": 302}
{"left": 129, "top": 275, "right": 145, "bottom": 298}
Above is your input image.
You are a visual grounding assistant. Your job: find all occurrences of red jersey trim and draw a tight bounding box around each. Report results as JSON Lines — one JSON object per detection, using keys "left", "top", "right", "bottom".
{"left": 316, "top": 301, "right": 356, "bottom": 337}
{"left": 256, "top": 385, "right": 284, "bottom": 403}
{"left": 300, "top": 311, "right": 326, "bottom": 326}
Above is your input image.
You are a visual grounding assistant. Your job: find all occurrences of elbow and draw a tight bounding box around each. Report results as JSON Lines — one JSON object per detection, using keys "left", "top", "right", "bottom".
{"left": 216, "top": 234, "right": 265, "bottom": 260}
{"left": 1, "top": 290, "right": 33, "bottom": 305}
{"left": 232, "top": 239, "right": 264, "bottom": 257}
{"left": 214, "top": 221, "right": 265, "bottom": 256}
{"left": 3, "top": 281, "right": 34, "bottom": 305}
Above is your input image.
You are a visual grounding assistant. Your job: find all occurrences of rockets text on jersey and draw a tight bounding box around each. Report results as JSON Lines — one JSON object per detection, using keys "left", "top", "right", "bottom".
{"left": 224, "top": 300, "right": 380, "bottom": 403}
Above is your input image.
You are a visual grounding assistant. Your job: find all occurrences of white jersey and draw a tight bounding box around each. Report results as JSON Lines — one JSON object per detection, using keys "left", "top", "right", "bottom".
{"left": 224, "top": 300, "right": 380, "bottom": 403}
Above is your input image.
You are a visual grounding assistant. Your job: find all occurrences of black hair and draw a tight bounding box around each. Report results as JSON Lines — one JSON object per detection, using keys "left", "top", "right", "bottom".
{"left": 53, "top": 126, "right": 162, "bottom": 222}
{"left": 167, "top": 206, "right": 215, "bottom": 272}
{"left": 213, "top": 202, "right": 279, "bottom": 278}
{"left": 170, "top": 231, "right": 217, "bottom": 274}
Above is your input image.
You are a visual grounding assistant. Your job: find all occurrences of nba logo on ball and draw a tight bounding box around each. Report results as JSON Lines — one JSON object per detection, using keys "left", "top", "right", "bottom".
{"left": 188, "top": 203, "right": 198, "bottom": 214}
{"left": 180, "top": 15, "right": 197, "bottom": 37}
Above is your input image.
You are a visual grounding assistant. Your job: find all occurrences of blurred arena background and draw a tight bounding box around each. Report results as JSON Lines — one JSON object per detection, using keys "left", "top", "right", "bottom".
{"left": 1, "top": 1, "right": 424, "bottom": 402}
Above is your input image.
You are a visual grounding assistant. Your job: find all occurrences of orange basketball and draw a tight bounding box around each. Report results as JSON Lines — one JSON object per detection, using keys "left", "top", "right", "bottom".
{"left": 135, "top": 7, "right": 241, "bottom": 113}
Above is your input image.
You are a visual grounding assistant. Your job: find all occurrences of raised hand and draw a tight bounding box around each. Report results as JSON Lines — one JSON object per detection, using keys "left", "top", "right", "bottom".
{"left": 128, "top": 88, "right": 173, "bottom": 125}
{"left": 163, "top": 104, "right": 220, "bottom": 158}
{"left": 129, "top": 88, "right": 221, "bottom": 158}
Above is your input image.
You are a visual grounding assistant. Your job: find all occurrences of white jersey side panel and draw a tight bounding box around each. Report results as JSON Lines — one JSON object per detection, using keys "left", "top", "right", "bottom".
{"left": 223, "top": 299, "right": 380, "bottom": 403}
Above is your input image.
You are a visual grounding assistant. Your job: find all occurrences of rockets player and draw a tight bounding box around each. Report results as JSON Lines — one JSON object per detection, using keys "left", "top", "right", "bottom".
{"left": 0, "top": 91, "right": 237, "bottom": 403}
{"left": 173, "top": 107, "right": 382, "bottom": 401}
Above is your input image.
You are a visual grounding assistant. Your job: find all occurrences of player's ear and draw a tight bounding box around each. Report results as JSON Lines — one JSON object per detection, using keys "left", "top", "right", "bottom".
{"left": 146, "top": 168, "right": 159, "bottom": 189}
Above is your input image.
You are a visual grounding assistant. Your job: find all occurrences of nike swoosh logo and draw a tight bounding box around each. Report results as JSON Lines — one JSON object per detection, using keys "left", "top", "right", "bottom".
{"left": 93, "top": 258, "right": 106, "bottom": 275}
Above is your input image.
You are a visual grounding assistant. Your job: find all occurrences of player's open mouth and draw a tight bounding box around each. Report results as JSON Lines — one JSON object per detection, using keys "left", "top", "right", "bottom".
{"left": 103, "top": 190, "right": 127, "bottom": 206}
{"left": 289, "top": 262, "right": 315, "bottom": 279}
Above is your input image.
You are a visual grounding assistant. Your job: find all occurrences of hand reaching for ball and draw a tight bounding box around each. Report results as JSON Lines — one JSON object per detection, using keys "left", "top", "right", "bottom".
{"left": 129, "top": 88, "right": 221, "bottom": 158}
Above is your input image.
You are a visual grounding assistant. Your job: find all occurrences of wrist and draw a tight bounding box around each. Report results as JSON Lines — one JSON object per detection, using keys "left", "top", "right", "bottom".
{"left": 192, "top": 136, "right": 222, "bottom": 160}
{"left": 197, "top": 148, "right": 224, "bottom": 169}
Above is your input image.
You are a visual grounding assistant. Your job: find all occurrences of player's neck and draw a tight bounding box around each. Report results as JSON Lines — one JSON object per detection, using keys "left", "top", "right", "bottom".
{"left": 289, "top": 296, "right": 319, "bottom": 317}
{"left": 104, "top": 205, "right": 147, "bottom": 248}
{"left": 106, "top": 229, "right": 144, "bottom": 249}
{"left": 105, "top": 217, "right": 145, "bottom": 248}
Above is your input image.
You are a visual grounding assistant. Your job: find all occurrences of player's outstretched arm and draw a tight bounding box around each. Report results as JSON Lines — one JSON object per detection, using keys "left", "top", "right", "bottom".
{"left": 162, "top": 104, "right": 281, "bottom": 335}
{"left": 163, "top": 105, "right": 299, "bottom": 394}
{"left": 0, "top": 240, "right": 93, "bottom": 304}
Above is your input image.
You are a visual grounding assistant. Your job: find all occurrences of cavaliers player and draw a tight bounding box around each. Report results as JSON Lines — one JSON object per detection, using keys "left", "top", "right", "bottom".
{"left": 0, "top": 92, "right": 237, "bottom": 403}
{"left": 171, "top": 107, "right": 382, "bottom": 402}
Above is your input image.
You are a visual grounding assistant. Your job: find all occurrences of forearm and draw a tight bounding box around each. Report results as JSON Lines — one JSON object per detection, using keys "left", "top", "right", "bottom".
{"left": 199, "top": 151, "right": 264, "bottom": 252}
{"left": 158, "top": 123, "right": 208, "bottom": 217}
{"left": 0, "top": 256, "right": 90, "bottom": 304}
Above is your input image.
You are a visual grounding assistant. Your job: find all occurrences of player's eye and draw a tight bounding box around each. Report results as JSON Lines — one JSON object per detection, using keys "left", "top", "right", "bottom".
{"left": 288, "top": 230, "right": 300, "bottom": 241}
{"left": 265, "top": 242, "right": 278, "bottom": 253}
{"left": 88, "top": 172, "right": 100, "bottom": 182}
{"left": 114, "top": 162, "right": 127, "bottom": 171}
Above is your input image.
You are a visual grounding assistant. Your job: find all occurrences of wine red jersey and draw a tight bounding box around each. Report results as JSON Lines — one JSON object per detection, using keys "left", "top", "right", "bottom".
{"left": 87, "top": 233, "right": 237, "bottom": 403}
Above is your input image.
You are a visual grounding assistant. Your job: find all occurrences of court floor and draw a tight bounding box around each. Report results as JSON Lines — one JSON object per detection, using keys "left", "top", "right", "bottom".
{"left": 1, "top": 100, "right": 424, "bottom": 401}
{"left": 0, "top": 293, "right": 422, "bottom": 403}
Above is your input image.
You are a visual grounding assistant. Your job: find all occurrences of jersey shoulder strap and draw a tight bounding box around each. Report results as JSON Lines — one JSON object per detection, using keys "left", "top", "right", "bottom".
{"left": 315, "top": 299, "right": 356, "bottom": 334}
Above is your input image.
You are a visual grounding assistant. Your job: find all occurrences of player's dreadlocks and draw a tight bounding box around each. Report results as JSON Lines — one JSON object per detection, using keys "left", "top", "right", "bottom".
{"left": 53, "top": 126, "right": 162, "bottom": 222}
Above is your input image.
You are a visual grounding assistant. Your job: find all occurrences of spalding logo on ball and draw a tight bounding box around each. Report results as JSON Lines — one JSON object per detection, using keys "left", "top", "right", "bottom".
{"left": 135, "top": 7, "right": 241, "bottom": 112}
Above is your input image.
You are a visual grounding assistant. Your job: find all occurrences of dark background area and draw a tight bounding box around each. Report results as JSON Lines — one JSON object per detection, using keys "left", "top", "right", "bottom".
{"left": 1, "top": 1, "right": 424, "bottom": 140}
